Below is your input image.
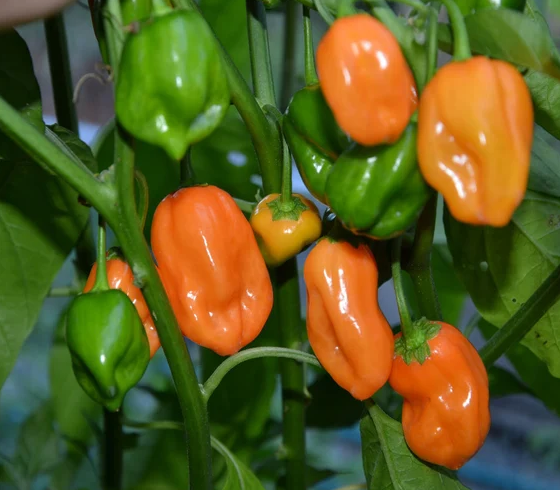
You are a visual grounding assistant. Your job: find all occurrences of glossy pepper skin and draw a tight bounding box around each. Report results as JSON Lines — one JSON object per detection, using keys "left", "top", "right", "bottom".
{"left": 250, "top": 193, "right": 322, "bottom": 266}
{"left": 283, "top": 84, "right": 350, "bottom": 203}
{"left": 66, "top": 290, "right": 150, "bottom": 411}
{"left": 84, "top": 258, "right": 160, "bottom": 357}
{"left": 151, "top": 185, "right": 273, "bottom": 356}
{"left": 455, "top": 0, "right": 525, "bottom": 15}
{"left": 326, "top": 124, "right": 430, "bottom": 239}
{"left": 316, "top": 14, "right": 417, "bottom": 146}
{"left": 389, "top": 322, "right": 490, "bottom": 470}
{"left": 304, "top": 238, "right": 394, "bottom": 400}
{"left": 115, "top": 10, "right": 230, "bottom": 160}
{"left": 418, "top": 56, "right": 533, "bottom": 227}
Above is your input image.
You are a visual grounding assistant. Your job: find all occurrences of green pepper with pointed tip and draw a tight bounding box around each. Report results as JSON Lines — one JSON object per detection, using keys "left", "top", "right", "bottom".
{"left": 66, "top": 289, "right": 150, "bottom": 412}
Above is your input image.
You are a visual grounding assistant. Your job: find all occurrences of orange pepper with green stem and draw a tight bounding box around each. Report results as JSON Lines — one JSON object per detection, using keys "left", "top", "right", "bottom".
{"left": 151, "top": 185, "right": 273, "bottom": 356}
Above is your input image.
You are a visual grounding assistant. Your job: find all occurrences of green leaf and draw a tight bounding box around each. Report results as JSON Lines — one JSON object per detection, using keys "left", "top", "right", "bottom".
{"left": 14, "top": 404, "right": 60, "bottom": 478}
{"left": 306, "top": 373, "right": 364, "bottom": 428}
{"left": 444, "top": 188, "right": 560, "bottom": 377}
{"left": 0, "top": 124, "right": 94, "bottom": 389}
{"left": 527, "top": 126, "right": 560, "bottom": 198}
{"left": 438, "top": 9, "right": 560, "bottom": 79}
{"left": 526, "top": 71, "right": 560, "bottom": 141}
{"left": 360, "top": 405, "right": 468, "bottom": 489}
{"left": 487, "top": 365, "right": 531, "bottom": 398}
{"left": 212, "top": 436, "right": 266, "bottom": 490}
{"left": 48, "top": 310, "right": 100, "bottom": 490}
{"left": 479, "top": 319, "right": 560, "bottom": 415}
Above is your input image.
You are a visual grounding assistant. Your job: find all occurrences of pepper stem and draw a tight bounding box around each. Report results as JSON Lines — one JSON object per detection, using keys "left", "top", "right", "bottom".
{"left": 180, "top": 148, "right": 196, "bottom": 188}
{"left": 134, "top": 169, "right": 149, "bottom": 231}
{"left": 91, "top": 215, "right": 110, "bottom": 292}
{"left": 337, "top": 0, "right": 357, "bottom": 17}
{"left": 314, "top": 0, "right": 335, "bottom": 25}
{"left": 439, "top": 0, "right": 471, "bottom": 61}
{"left": 391, "top": 237, "right": 414, "bottom": 340}
{"left": 280, "top": 138, "right": 293, "bottom": 204}
{"left": 152, "top": 0, "right": 172, "bottom": 16}
{"left": 302, "top": 6, "right": 318, "bottom": 86}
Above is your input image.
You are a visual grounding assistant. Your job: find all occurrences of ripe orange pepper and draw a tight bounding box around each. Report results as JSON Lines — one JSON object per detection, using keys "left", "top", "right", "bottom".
{"left": 304, "top": 238, "right": 394, "bottom": 400}
{"left": 250, "top": 193, "right": 322, "bottom": 267}
{"left": 84, "top": 258, "right": 161, "bottom": 357}
{"left": 316, "top": 13, "right": 417, "bottom": 147}
{"left": 417, "top": 56, "right": 534, "bottom": 227}
{"left": 389, "top": 321, "right": 490, "bottom": 470}
{"left": 151, "top": 185, "right": 273, "bottom": 356}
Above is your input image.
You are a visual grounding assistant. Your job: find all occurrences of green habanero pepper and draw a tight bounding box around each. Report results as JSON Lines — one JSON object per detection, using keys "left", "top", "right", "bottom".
{"left": 325, "top": 125, "right": 431, "bottom": 240}
{"left": 283, "top": 84, "right": 350, "bottom": 203}
{"left": 115, "top": 9, "right": 230, "bottom": 161}
{"left": 66, "top": 289, "right": 150, "bottom": 412}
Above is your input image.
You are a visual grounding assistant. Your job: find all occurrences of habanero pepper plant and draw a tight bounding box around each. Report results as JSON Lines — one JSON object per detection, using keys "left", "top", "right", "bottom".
{"left": 1, "top": 0, "right": 560, "bottom": 489}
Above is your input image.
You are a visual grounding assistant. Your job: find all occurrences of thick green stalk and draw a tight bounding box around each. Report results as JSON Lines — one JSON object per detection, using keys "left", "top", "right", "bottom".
{"left": 280, "top": 0, "right": 298, "bottom": 111}
{"left": 275, "top": 260, "right": 307, "bottom": 490}
{"left": 91, "top": 217, "right": 109, "bottom": 292}
{"left": 112, "top": 129, "right": 213, "bottom": 489}
{"left": 479, "top": 264, "right": 560, "bottom": 367}
{"left": 302, "top": 6, "right": 318, "bottom": 86}
{"left": 391, "top": 238, "right": 414, "bottom": 338}
{"left": 173, "top": 0, "right": 281, "bottom": 194}
{"left": 438, "top": 0, "right": 471, "bottom": 60}
{"left": 44, "top": 13, "right": 78, "bottom": 133}
{"left": 404, "top": 194, "right": 442, "bottom": 321}
{"left": 102, "top": 410, "right": 123, "bottom": 490}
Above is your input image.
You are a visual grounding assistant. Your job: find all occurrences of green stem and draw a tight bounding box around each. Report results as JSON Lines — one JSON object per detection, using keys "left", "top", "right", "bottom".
{"left": 391, "top": 237, "right": 414, "bottom": 339}
{"left": 280, "top": 0, "right": 298, "bottom": 111}
{"left": 102, "top": 409, "right": 122, "bottom": 490}
{"left": 275, "top": 260, "right": 307, "bottom": 490}
{"left": 479, "top": 264, "right": 560, "bottom": 367}
{"left": 302, "top": 6, "right": 318, "bottom": 86}
{"left": 44, "top": 14, "right": 78, "bottom": 133}
{"left": 463, "top": 312, "right": 481, "bottom": 340}
{"left": 91, "top": 216, "right": 109, "bottom": 291}
{"left": 404, "top": 194, "right": 442, "bottom": 321}
{"left": 113, "top": 128, "right": 213, "bottom": 490}
{"left": 180, "top": 148, "right": 196, "bottom": 187}
{"left": 103, "top": 0, "right": 125, "bottom": 78}
{"left": 280, "top": 136, "right": 293, "bottom": 203}
{"left": 74, "top": 220, "right": 97, "bottom": 284}
{"left": 134, "top": 170, "right": 149, "bottom": 230}
{"left": 392, "top": 0, "right": 430, "bottom": 13}
{"left": 425, "top": 7, "right": 439, "bottom": 85}
{"left": 173, "top": 0, "right": 281, "bottom": 195}
{"left": 0, "top": 98, "right": 115, "bottom": 216}
{"left": 202, "top": 347, "right": 321, "bottom": 402}
{"left": 438, "top": 0, "right": 471, "bottom": 60}
{"left": 247, "top": 0, "right": 277, "bottom": 106}
{"left": 315, "top": 0, "right": 335, "bottom": 24}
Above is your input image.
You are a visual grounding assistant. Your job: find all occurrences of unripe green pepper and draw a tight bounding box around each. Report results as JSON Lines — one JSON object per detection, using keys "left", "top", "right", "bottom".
{"left": 66, "top": 289, "right": 150, "bottom": 412}
{"left": 455, "top": 0, "right": 525, "bottom": 15}
{"left": 115, "top": 9, "right": 230, "bottom": 160}
{"left": 326, "top": 125, "right": 430, "bottom": 239}
{"left": 282, "top": 84, "right": 350, "bottom": 203}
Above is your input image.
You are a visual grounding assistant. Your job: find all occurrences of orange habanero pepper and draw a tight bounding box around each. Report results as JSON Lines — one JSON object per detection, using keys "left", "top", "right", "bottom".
{"left": 304, "top": 238, "right": 394, "bottom": 400}
{"left": 389, "top": 321, "right": 490, "bottom": 470}
{"left": 316, "top": 14, "right": 417, "bottom": 147}
{"left": 151, "top": 185, "right": 273, "bottom": 356}
{"left": 417, "top": 56, "right": 534, "bottom": 227}
{"left": 84, "top": 257, "right": 161, "bottom": 357}
{"left": 250, "top": 193, "right": 322, "bottom": 267}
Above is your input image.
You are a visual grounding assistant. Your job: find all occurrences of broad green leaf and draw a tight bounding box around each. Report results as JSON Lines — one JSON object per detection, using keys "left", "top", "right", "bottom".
{"left": 438, "top": 9, "right": 560, "bottom": 79}
{"left": 14, "top": 404, "right": 59, "bottom": 478}
{"left": 212, "top": 436, "right": 266, "bottom": 490}
{"left": 487, "top": 365, "right": 531, "bottom": 398}
{"left": 306, "top": 373, "right": 364, "bottom": 428}
{"left": 48, "top": 310, "right": 100, "bottom": 490}
{"left": 528, "top": 126, "right": 560, "bottom": 198}
{"left": 360, "top": 405, "right": 468, "bottom": 490}
{"left": 0, "top": 124, "right": 95, "bottom": 389}
{"left": 444, "top": 189, "right": 560, "bottom": 377}
{"left": 526, "top": 71, "right": 560, "bottom": 141}
{"left": 479, "top": 319, "right": 560, "bottom": 415}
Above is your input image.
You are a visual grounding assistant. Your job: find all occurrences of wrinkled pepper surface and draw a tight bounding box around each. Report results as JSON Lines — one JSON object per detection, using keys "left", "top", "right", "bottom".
{"left": 84, "top": 255, "right": 160, "bottom": 357}
{"left": 326, "top": 124, "right": 430, "bottom": 239}
{"left": 316, "top": 14, "right": 417, "bottom": 146}
{"left": 417, "top": 56, "right": 533, "bottom": 227}
{"left": 151, "top": 185, "right": 273, "bottom": 356}
{"left": 389, "top": 321, "right": 490, "bottom": 470}
{"left": 304, "top": 238, "right": 394, "bottom": 400}
{"left": 66, "top": 289, "right": 150, "bottom": 411}
{"left": 250, "top": 193, "right": 322, "bottom": 266}
{"left": 115, "top": 9, "right": 230, "bottom": 160}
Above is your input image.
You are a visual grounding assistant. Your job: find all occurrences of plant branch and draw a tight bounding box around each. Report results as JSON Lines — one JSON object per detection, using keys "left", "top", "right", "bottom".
{"left": 280, "top": 0, "right": 298, "bottom": 111}
{"left": 391, "top": 237, "right": 414, "bottom": 337}
{"left": 102, "top": 410, "right": 122, "bottom": 490}
{"left": 202, "top": 346, "right": 321, "bottom": 402}
{"left": 404, "top": 194, "right": 442, "bottom": 321}
{"left": 479, "top": 264, "right": 560, "bottom": 367}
